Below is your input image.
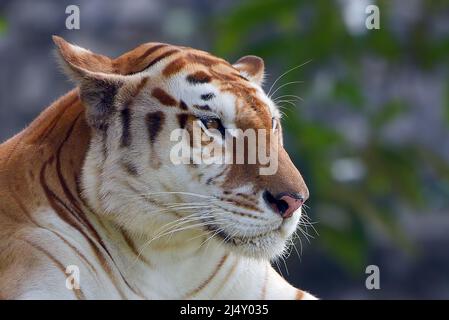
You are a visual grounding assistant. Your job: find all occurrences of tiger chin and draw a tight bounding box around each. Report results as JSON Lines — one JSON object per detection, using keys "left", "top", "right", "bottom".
{"left": 0, "top": 36, "right": 317, "bottom": 300}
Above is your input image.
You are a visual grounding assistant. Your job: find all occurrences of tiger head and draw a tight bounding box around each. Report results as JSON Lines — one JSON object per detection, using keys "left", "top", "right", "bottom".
{"left": 54, "top": 36, "right": 309, "bottom": 260}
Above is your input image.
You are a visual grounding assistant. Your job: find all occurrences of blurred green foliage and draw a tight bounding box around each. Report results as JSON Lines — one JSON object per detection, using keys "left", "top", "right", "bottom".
{"left": 0, "top": 17, "right": 7, "bottom": 35}
{"left": 211, "top": 0, "right": 449, "bottom": 273}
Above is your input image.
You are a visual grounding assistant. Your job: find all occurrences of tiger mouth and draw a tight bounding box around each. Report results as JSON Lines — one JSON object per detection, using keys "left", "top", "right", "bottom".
{"left": 205, "top": 223, "right": 281, "bottom": 246}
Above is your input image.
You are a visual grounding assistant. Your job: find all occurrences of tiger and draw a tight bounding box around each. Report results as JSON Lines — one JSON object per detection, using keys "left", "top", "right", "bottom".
{"left": 0, "top": 36, "right": 317, "bottom": 300}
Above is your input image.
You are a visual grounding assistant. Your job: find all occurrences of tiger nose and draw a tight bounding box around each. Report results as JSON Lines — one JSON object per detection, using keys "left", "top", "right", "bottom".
{"left": 263, "top": 191, "right": 305, "bottom": 219}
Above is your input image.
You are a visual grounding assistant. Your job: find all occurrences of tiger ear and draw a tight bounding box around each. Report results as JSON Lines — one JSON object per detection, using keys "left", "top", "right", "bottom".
{"left": 233, "top": 55, "right": 265, "bottom": 86}
{"left": 53, "top": 35, "right": 116, "bottom": 76}
{"left": 53, "top": 35, "right": 126, "bottom": 130}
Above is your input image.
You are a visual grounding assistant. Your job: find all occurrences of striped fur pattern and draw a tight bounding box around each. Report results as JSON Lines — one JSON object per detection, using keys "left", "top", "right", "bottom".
{"left": 0, "top": 36, "right": 316, "bottom": 299}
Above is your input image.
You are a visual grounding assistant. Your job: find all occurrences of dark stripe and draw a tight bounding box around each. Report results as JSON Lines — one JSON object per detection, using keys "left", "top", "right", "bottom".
{"left": 101, "top": 129, "right": 108, "bottom": 159}
{"left": 236, "top": 192, "right": 258, "bottom": 201}
{"left": 146, "top": 111, "right": 165, "bottom": 144}
{"left": 201, "top": 93, "right": 215, "bottom": 101}
{"left": 184, "top": 254, "right": 228, "bottom": 298}
{"left": 120, "top": 108, "right": 131, "bottom": 147}
{"left": 54, "top": 233, "right": 99, "bottom": 277}
{"left": 34, "top": 95, "right": 78, "bottom": 143}
{"left": 140, "top": 49, "right": 179, "bottom": 72}
{"left": 177, "top": 113, "right": 189, "bottom": 129}
{"left": 33, "top": 96, "right": 143, "bottom": 299}
{"left": 134, "top": 44, "right": 167, "bottom": 64}
{"left": 209, "top": 68, "right": 242, "bottom": 82}
{"left": 152, "top": 88, "right": 177, "bottom": 106}
{"left": 163, "top": 57, "right": 187, "bottom": 77}
{"left": 212, "top": 260, "right": 238, "bottom": 297}
{"left": 120, "top": 228, "right": 152, "bottom": 267}
{"left": 73, "top": 175, "right": 132, "bottom": 299}
{"left": 124, "top": 179, "right": 163, "bottom": 208}
{"left": 179, "top": 100, "right": 188, "bottom": 110}
{"left": 186, "top": 71, "right": 212, "bottom": 84}
{"left": 188, "top": 53, "right": 223, "bottom": 66}
{"left": 120, "top": 228, "right": 140, "bottom": 257}
{"left": 133, "top": 76, "right": 149, "bottom": 95}
{"left": 43, "top": 115, "right": 132, "bottom": 299}
{"left": 41, "top": 160, "right": 101, "bottom": 256}
{"left": 43, "top": 160, "right": 141, "bottom": 299}
{"left": 54, "top": 114, "right": 92, "bottom": 226}
{"left": 214, "top": 202, "right": 264, "bottom": 221}
{"left": 22, "top": 239, "right": 85, "bottom": 300}
{"left": 121, "top": 161, "right": 138, "bottom": 176}
{"left": 54, "top": 114, "right": 108, "bottom": 238}
{"left": 10, "top": 111, "right": 100, "bottom": 284}
{"left": 219, "top": 196, "right": 262, "bottom": 213}
{"left": 193, "top": 104, "right": 211, "bottom": 111}
{"left": 119, "top": 77, "right": 148, "bottom": 148}
{"left": 11, "top": 177, "right": 99, "bottom": 288}
{"left": 5, "top": 98, "right": 98, "bottom": 293}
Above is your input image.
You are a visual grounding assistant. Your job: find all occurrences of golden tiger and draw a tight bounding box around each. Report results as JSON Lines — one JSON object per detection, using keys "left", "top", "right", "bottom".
{"left": 0, "top": 36, "right": 316, "bottom": 299}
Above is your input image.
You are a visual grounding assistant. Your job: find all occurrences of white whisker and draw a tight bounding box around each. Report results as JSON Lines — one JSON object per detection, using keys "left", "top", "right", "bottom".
{"left": 267, "top": 60, "right": 312, "bottom": 97}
